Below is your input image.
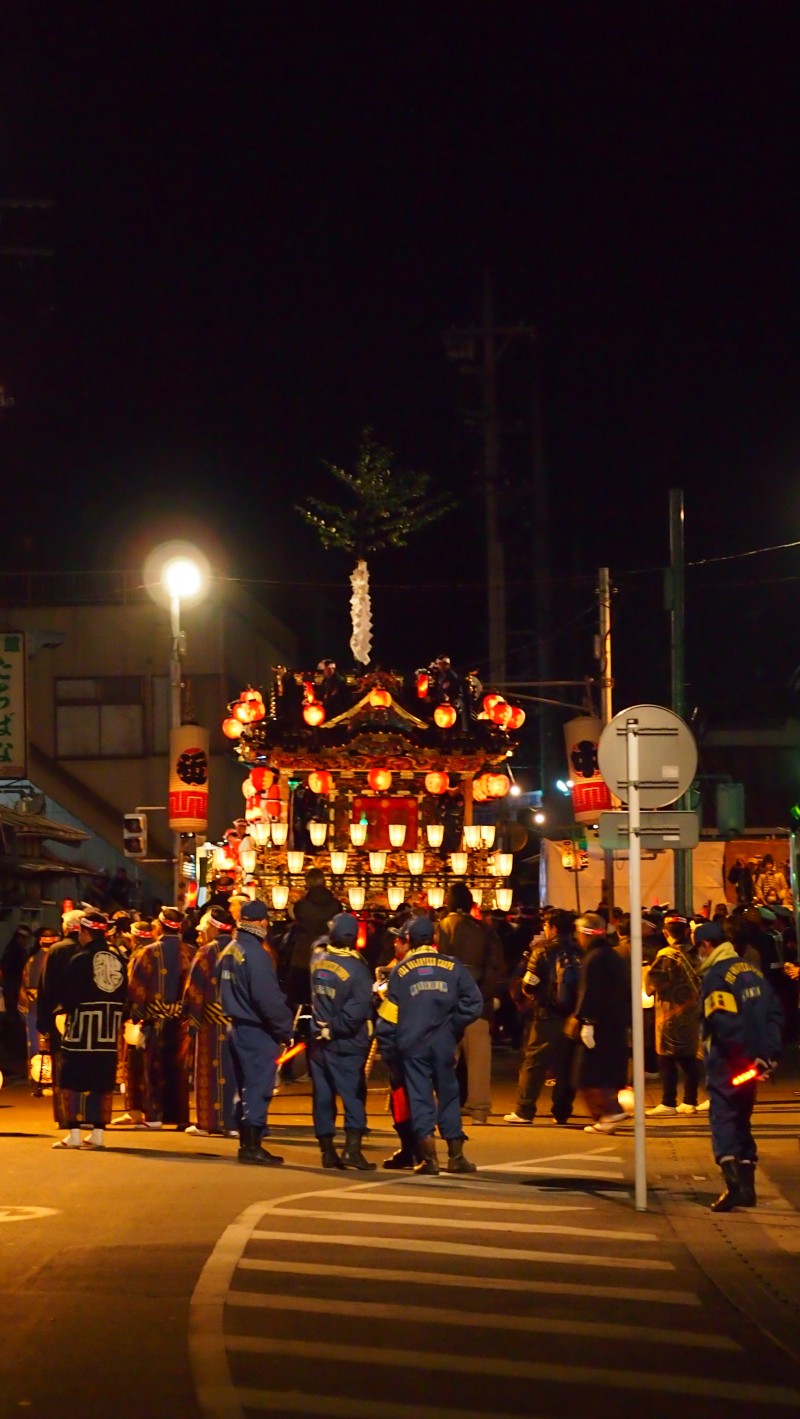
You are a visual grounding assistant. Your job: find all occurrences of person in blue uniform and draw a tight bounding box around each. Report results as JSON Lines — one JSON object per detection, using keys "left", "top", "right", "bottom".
{"left": 376, "top": 915, "right": 483, "bottom": 1175}
{"left": 695, "top": 919, "right": 783, "bottom": 1211}
{"left": 309, "top": 912, "right": 375, "bottom": 1170}
{"left": 218, "top": 898, "right": 293, "bottom": 1166}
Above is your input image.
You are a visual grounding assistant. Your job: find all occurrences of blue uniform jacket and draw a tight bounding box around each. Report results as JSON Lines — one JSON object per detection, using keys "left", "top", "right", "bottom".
{"left": 375, "top": 945, "right": 483, "bottom": 1061}
{"left": 310, "top": 944, "right": 374, "bottom": 1055}
{"left": 700, "top": 942, "right": 783, "bottom": 1070}
{"left": 218, "top": 927, "right": 293, "bottom": 1044}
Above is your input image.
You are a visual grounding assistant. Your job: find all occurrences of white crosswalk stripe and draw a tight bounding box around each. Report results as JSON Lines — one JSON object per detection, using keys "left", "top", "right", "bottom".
{"left": 190, "top": 1177, "right": 800, "bottom": 1419}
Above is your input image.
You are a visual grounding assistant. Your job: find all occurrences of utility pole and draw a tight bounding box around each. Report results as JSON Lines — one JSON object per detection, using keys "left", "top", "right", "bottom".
{"left": 668, "top": 488, "right": 692, "bottom": 914}
{"left": 531, "top": 365, "right": 552, "bottom": 793}
{"left": 482, "top": 272, "right": 506, "bottom": 684}
{"left": 444, "top": 276, "right": 536, "bottom": 689}
{"left": 597, "top": 567, "right": 615, "bottom": 908}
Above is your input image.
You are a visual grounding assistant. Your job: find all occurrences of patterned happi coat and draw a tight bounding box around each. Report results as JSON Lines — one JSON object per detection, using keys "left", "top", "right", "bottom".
{"left": 182, "top": 939, "right": 237, "bottom": 1133}
{"left": 127, "top": 932, "right": 192, "bottom": 1126}
{"left": 58, "top": 939, "right": 127, "bottom": 1126}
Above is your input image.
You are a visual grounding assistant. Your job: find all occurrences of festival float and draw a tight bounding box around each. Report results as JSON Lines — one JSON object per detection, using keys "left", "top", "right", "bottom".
{"left": 209, "top": 663, "right": 526, "bottom": 916}
{"left": 207, "top": 430, "right": 527, "bottom": 916}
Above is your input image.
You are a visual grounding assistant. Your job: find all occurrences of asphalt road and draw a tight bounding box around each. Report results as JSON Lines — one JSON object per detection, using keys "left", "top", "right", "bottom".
{"left": 1, "top": 1064, "right": 799, "bottom": 1419}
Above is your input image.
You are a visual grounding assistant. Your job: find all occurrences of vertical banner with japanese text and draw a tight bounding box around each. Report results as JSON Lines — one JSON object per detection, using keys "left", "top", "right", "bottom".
{"left": 564, "top": 715, "right": 612, "bottom": 824}
{"left": 168, "top": 725, "right": 209, "bottom": 832}
{"left": 0, "top": 633, "right": 27, "bottom": 778}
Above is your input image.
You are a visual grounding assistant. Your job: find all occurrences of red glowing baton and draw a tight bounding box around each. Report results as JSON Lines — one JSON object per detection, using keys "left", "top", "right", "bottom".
{"left": 276, "top": 1041, "right": 307, "bottom": 1067}
{"left": 732, "top": 1066, "right": 759, "bottom": 1087}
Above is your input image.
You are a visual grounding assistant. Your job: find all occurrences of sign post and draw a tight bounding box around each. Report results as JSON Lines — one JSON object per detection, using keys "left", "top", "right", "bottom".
{"left": 598, "top": 703, "right": 698, "bottom": 1213}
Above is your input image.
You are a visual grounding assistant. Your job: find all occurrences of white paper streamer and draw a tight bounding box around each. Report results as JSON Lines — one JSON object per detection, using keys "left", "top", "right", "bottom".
{"left": 350, "top": 558, "right": 372, "bottom": 664}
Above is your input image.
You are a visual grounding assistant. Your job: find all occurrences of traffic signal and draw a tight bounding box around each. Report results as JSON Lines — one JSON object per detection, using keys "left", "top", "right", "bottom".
{"left": 123, "top": 812, "right": 148, "bottom": 858}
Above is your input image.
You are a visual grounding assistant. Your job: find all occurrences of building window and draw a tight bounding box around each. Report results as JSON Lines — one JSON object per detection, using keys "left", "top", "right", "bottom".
{"left": 55, "top": 677, "right": 145, "bottom": 758}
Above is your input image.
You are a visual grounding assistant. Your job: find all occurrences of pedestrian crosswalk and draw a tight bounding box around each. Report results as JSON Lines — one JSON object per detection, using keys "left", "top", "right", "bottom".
{"left": 190, "top": 1172, "right": 800, "bottom": 1419}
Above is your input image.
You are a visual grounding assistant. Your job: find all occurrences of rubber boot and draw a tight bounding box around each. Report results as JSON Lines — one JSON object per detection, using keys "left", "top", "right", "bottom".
{"left": 341, "top": 1129, "right": 376, "bottom": 1171}
{"left": 413, "top": 1135, "right": 440, "bottom": 1176}
{"left": 738, "top": 1160, "right": 757, "bottom": 1207}
{"left": 710, "top": 1157, "right": 742, "bottom": 1211}
{"left": 319, "top": 1134, "right": 345, "bottom": 1170}
{"left": 446, "top": 1136, "right": 477, "bottom": 1174}
{"left": 238, "top": 1122, "right": 284, "bottom": 1167}
{"left": 382, "top": 1122, "right": 417, "bottom": 1170}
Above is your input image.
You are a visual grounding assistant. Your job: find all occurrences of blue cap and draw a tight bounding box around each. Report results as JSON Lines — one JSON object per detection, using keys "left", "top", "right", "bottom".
{"left": 241, "top": 899, "right": 269, "bottom": 922}
{"left": 408, "top": 917, "right": 435, "bottom": 946}
{"left": 693, "top": 920, "right": 723, "bottom": 946}
{"left": 330, "top": 912, "right": 360, "bottom": 944}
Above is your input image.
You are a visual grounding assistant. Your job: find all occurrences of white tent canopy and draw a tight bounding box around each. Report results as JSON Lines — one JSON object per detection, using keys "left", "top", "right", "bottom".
{"left": 540, "top": 837, "right": 726, "bottom": 915}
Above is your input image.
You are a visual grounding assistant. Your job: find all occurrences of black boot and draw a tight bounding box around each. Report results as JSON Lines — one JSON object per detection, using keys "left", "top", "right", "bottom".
{"left": 238, "top": 1123, "right": 284, "bottom": 1167}
{"left": 738, "top": 1160, "right": 757, "bottom": 1207}
{"left": 382, "top": 1122, "right": 417, "bottom": 1170}
{"left": 446, "top": 1136, "right": 477, "bottom": 1174}
{"left": 710, "top": 1157, "right": 742, "bottom": 1211}
{"left": 341, "top": 1129, "right": 376, "bottom": 1171}
{"left": 413, "top": 1135, "right": 440, "bottom": 1175}
{"left": 319, "top": 1135, "right": 345, "bottom": 1170}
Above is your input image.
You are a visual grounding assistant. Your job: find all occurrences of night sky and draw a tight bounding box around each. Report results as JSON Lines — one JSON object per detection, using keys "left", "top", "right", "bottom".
{"left": 2, "top": 5, "right": 800, "bottom": 730}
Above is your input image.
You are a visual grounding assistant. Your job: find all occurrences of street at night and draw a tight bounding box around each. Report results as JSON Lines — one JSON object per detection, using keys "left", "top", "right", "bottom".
{"left": 2, "top": 1062, "right": 800, "bottom": 1419}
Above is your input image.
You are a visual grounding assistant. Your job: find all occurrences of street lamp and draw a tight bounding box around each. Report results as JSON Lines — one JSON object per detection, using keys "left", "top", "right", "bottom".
{"left": 145, "top": 541, "right": 210, "bottom": 904}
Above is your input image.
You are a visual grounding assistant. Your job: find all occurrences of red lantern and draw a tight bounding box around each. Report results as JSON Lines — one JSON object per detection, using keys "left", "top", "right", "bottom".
{"left": 308, "top": 770, "right": 334, "bottom": 795}
{"left": 425, "top": 771, "right": 449, "bottom": 795}
{"left": 369, "top": 687, "right": 391, "bottom": 708}
{"left": 242, "top": 776, "right": 258, "bottom": 799}
{"left": 368, "top": 768, "right": 392, "bottom": 792}
{"left": 487, "top": 773, "right": 511, "bottom": 798}
{"left": 222, "top": 717, "right": 243, "bottom": 739}
{"left": 491, "top": 701, "right": 513, "bottom": 729}
{"left": 416, "top": 672, "right": 430, "bottom": 698}
{"left": 434, "top": 704, "right": 457, "bottom": 729}
{"left": 507, "top": 705, "right": 526, "bottom": 730}
{"left": 472, "top": 775, "right": 489, "bottom": 802}
{"left": 483, "top": 693, "right": 502, "bottom": 715}
{"left": 233, "top": 700, "right": 252, "bottom": 724}
{"left": 247, "top": 698, "right": 266, "bottom": 722}
{"left": 303, "top": 703, "right": 326, "bottom": 727}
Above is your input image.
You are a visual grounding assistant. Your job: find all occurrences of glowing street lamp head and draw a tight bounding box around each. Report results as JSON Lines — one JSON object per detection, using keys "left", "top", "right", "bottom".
{"left": 163, "top": 556, "right": 203, "bottom": 601}
{"left": 144, "top": 540, "right": 211, "bottom": 610}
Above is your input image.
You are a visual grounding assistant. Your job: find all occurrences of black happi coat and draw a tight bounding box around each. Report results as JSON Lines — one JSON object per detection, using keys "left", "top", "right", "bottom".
{"left": 58, "top": 940, "right": 127, "bottom": 1093}
{"left": 576, "top": 937, "right": 630, "bottom": 1091}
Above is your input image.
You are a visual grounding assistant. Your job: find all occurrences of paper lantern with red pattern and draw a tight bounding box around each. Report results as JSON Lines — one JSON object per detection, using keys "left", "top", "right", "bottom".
{"left": 303, "top": 703, "right": 326, "bottom": 726}
{"left": 507, "top": 705, "right": 526, "bottom": 730}
{"left": 368, "top": 768, "right": 392, "bottom": 792}
{"left": 424, "top": 771, "right": 449, "bottom": 795}
{"left": 308, "top": 770, "right": 334, "bottom": 795}
{"left": 222, "top": 717, "right": 242, "bottom": 739}
{"left": 434, "top": 704, "right": 457, "bottom": 729}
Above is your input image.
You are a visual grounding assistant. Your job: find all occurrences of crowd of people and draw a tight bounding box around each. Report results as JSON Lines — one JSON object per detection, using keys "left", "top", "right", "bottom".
{"left": 0, "top": 878, "right": 795, "bottom": 1207}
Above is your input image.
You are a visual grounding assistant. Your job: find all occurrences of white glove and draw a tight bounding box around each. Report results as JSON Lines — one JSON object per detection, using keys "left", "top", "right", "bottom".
{"left": 755, "top": 1057, "right": 775, "bottom": 1077}
{"left": 580, "top": 1023, "right": 595, "bottom": 1050}
{"left": 315, "top": 1020, "right": 332, "bottom": 1042}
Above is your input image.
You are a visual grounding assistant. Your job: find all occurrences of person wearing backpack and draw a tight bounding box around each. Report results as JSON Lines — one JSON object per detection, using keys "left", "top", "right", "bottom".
{"left": 435, "top": 882, "right": 504, "bottom": 1124}
{"left": 646, "top": 911, "right": 702, "bottom": 1116}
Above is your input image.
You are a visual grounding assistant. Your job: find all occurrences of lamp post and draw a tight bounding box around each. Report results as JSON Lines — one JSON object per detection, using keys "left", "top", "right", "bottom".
{"left": 145, "top": 543, "right": 210, "bottom": 906}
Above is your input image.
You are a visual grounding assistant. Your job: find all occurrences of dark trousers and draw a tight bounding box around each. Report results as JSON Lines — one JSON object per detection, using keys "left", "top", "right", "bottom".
{"left": 403, "top": 1036, "right": 461, "bottom": 1140}
{"left": 309, "top": 1043, "right": 368, "bottom": 1135}
{"left": 515, "top": 1016, "right": 576, "bottom": 1122}
{"left": 658, "top": 1052, "right": 699, "bottom": 1107}
{"left": 708, "top": 1066, "right": 758, "bottom": 1163}
{"left": 228, "top": 1022, "right": 279, "bottom": 1130}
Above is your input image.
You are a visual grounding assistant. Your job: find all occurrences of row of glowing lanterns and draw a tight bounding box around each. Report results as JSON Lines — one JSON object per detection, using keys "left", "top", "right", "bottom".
{"left": 222, "top": 683, "right": 526, "bottom": 737}
{"left": 213, "top": 819, "right": 512, "bottom": 913}
{"left": 241, "top": 766, "right": 512, "bottom": 806}
{"left": 252, "top": 881, "right": 513, "bottom": 914}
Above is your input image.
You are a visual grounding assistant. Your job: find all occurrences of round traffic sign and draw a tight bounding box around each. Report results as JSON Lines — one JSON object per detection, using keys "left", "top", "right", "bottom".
{"left": 597, "top": 703, "right": 697, "bottom": 809}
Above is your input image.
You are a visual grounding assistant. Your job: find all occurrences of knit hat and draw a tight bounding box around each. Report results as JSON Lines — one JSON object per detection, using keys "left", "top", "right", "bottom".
{"left": 330, "top": 912, "right": 360, "bottom": 944}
